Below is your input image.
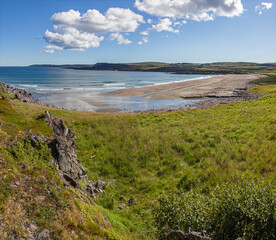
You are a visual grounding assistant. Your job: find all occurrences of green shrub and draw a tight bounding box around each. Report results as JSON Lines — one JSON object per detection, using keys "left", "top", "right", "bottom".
{"left": 154, "top": 180, "right": 276, "bottom": 240}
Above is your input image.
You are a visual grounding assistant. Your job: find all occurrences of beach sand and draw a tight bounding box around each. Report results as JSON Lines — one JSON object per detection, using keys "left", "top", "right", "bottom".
{"left": 103, "top": 74, "right": 262, "bottom": 100}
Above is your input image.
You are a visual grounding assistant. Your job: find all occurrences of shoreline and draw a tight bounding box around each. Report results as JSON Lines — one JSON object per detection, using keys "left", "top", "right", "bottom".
{"left": 103, "top": 74, "right": 263, "bottom": 100}
{"left": 2, "top": 74, "right": 264, "bottom": 113}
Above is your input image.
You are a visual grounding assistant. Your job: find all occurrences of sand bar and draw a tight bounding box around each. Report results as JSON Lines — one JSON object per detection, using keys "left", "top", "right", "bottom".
{"left": 103, "top": 74, "right": 262, "bottom": 100}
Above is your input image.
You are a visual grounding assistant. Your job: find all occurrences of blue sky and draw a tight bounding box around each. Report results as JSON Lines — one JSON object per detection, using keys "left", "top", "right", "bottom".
{"left": 0, "top": 0, "right": 275, "bottom": 66}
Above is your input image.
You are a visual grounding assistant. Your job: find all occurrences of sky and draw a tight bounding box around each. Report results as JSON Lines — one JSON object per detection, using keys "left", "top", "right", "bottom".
{"left": 0, "top": 0, "right": 275, "bottom": 66}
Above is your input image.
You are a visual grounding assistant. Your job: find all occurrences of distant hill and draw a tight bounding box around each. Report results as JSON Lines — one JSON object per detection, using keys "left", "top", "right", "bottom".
{"left": 30, "top": 62, "right": 276, "bottom": 75}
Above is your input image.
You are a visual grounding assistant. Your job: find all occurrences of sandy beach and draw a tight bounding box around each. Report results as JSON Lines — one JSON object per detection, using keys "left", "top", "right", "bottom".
{"left": 103, "top": 74, "right": 262, "bottom": 100}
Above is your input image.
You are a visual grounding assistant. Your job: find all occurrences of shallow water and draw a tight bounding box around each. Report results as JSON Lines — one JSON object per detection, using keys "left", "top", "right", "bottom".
{"left": 0, "top": 67, "right": 211, "bottom": 112}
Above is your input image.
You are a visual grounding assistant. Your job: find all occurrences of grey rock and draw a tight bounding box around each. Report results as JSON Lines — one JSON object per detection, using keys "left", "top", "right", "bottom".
{"left": 4, "top": 84, "right": 51, "bottom": 107}
{"left": 45, "top": 111, "right": 88, "bottom": 186}
{"left": 37, "top": 229, "right": 52, "bottom": 240}
{"left": 28, "top": 134, "right": 47, "bottom": 147}
{"left": 118, "top": 203, "right": 126, "bottom": 210}
{"left": 63, "top": 173, "right": 79, "bottom": 187}
{"left": 95, "top": 180, "right": 105, "bottom": 190}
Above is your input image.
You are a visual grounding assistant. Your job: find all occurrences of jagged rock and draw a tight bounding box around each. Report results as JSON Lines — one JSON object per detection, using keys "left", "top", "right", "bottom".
{"left": 28, "top": 134, "right": 48, "bottom": 147}
{"left": 4, "top": 84, "right": 51, "bottom": 106}
{"left": 45, "top": 111, "right": 88, "bottom": 186}
{"left": 63, "top": 173, "right": 79, "bottom": 187}
{"left": 128, "top": 198, "right": 136, "bottom": 206}
{"left": 86, "top": 182, "right": 96, "bottom": 197}
{"left": 37, "top": 229, "right": 52, "bottom": 240}
{"left": 118, "top": 203, "right": 126, "bottom": 210}
{"left": 95, "top": 180, "right": 105, "bottom": 190}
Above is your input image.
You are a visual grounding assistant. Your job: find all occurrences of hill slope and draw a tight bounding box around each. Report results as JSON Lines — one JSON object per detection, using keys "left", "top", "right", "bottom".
{"left": 0, "top": 77, "right": 275, "bottom": 239}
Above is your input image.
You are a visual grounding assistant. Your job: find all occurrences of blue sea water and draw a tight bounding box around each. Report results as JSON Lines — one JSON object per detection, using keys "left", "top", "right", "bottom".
{"left": 0, "top": 67, "right": 211, "bottom": 112}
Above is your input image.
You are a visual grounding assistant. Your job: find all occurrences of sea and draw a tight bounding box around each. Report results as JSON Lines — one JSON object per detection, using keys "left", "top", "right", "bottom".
{"left": 0, "top": 66, "right": 212, "bottom": 112}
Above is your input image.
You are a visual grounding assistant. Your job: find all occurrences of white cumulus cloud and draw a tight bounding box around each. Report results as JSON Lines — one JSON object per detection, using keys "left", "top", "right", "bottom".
{"left": 135, "top": 0, "right": 244, "bottom": 21}
{"left": 110, "top": 33, "right": 132, "bottom": 45}
{"left": 41, "top": 45, "right": 63, "bottom": 53}
{"left": 255, "top": 2, "right": 273, "bottom": 14}
{"left": 152, "top": 18, "right": 179, "bottom": 33}
{"left": 43, "top": 8, "right": 144, "bottom": 52}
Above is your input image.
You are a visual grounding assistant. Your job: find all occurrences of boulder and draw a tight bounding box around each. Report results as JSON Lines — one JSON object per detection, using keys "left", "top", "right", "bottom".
{"left": 95, "top": 180, "right": 105, "bottom": 190}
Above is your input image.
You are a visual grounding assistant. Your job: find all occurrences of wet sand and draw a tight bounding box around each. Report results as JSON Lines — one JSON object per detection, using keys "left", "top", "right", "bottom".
{"left": 103, "top": 74, "right": 263, "bottom": 100}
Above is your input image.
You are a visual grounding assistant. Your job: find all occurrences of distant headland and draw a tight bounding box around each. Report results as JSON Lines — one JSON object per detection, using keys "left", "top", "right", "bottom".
{"left": 30, "top": 61, "right": 276, "bottom": 75}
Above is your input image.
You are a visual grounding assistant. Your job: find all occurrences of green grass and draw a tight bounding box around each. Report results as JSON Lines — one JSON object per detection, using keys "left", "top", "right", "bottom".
{"left": 0, "top": 80, "right": 275, "bottom": 239}
{"left": 250, "top": 74, "right": 276, "bottom": 85}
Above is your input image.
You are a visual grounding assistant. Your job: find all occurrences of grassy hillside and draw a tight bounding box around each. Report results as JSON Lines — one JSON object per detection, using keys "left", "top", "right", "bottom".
{"left": 0, "top": 77, "right": 275, "bottom": 239}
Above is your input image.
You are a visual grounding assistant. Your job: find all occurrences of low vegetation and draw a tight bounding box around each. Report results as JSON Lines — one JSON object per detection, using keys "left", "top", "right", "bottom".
{"left": 0, "top": 76, "right": 275, "bottom": 239}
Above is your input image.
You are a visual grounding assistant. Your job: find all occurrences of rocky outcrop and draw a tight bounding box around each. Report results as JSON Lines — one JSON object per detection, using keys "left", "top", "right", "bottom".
{"left": 45, "top": 111, "right": 88, "bottom": 185}
{"left": 4, "top": 84, "right": 51, "bottom": 107}
{"left": 26, "top": 111, "right": 105, "bottom": 197}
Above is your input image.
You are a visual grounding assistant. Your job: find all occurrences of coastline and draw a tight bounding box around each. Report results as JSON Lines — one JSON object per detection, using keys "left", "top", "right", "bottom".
{"left": 103, "top": 74, "right": 263, "bottom": 100}
{"left": 2, "top": 73, "right": 263, "bottom": 113}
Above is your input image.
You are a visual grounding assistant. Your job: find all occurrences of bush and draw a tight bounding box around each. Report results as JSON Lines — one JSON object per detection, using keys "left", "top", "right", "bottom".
{"left": 154, "top": 180, "right": 276, "bottom": 240}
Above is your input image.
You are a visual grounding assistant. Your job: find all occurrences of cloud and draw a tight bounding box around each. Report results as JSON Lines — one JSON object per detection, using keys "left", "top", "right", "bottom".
{"left": 142, "top": 37, "right": 148, "bottom": 43}
{"left": 44, "top": 29, "right": 104, "bottom": 51}
{"left": 138, "top": 41, "right": 143, "bottom": 45}
{"left": 43, "top": 8, "right": 144, "bottom": 52}
{"left": 135, "top": 0, "right": 244, "bottom": 21}
{"left": 255, "top": 2, "right": 273, "bottom": 14}
{"left": 140, "top": 31, "right": 149, "bottom": 36}
{"left": 152, "top": 18, "right": 179, "bottom": 33}
{"left": 41, "top": 45, "right": 63, "bottom": 53}
{"left": 110, "top": 33, "right": 131, "bottom": 45}
{"left": 141, "top": 18, "right": 180, "bottom": 35}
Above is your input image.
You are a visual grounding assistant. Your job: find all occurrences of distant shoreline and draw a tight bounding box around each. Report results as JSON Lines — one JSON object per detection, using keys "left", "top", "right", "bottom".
{"left": 30, "top": 61, "right": 276, "bottom": 75}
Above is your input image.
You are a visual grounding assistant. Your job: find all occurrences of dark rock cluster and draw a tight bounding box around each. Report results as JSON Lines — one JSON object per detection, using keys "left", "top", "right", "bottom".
{"left": 4, "top": 84, "right": 51, "bottom": 106}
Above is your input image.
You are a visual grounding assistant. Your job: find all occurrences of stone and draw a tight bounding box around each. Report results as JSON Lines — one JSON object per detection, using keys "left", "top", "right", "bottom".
{"left": 28, "top": 134, "right": 48, "bottom": 147}
{"left": 118, "top": 203, "right": 126, "bottom": 210}
{"left": 95, "top": 180, "right": 105, "bottom": 190}
{"left": 63, "top": 173, "right": 79, "bottom": 187}
{"left": 4, "top": 84, "right": 52, "bottom": 107}
{"left": 37, "top": 229, "right": 52, "bottom": 240}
